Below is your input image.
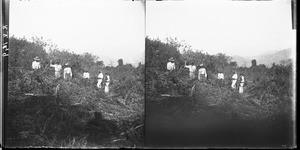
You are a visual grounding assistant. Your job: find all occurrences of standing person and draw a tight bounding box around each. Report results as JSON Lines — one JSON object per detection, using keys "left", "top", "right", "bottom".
{"left": 63, "top": 63, "right": 72, "bottom": 80}
{"left": 30, "top": 57, "right": 43, "bottom": 91}
{"left": 104, "top": 73, "right": 110, "bottom": 93}
{"left": 231, "top": 71, "right": 238, "bottom": 90}
{"left": 238, "top": 73, "right": 245, "bottom": 93}
{"left": 32, "top": 56, "right": 41, "bottom": 70}
{"left": 185, "top": 61, "right": 197, "bottom": 79}
{"left": 198, "top": 64, "right": 207, "bottom": 82}
{"left": 83, "top": 69, "right": 90, "bottom": 86}
{"left": 97, "top": 69, "right": 104, "bottom": 89}
{"left": 167, "top": 57, "right": 175, "bottom": 71}
{"left": 50, "top": 59, "right": 62, "bottom": 79}
{"left": 217, "top": 71, "right": 225, "bottom": 86}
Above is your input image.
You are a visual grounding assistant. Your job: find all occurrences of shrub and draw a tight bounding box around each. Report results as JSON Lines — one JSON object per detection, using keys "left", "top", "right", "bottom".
{"left": 7, "top": 36, "right": 144, "bottom": 147}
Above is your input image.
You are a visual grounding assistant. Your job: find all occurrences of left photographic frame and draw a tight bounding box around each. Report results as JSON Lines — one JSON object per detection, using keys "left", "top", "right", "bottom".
{"left": 2, "top": 0, "right": 145, "bottom": 148}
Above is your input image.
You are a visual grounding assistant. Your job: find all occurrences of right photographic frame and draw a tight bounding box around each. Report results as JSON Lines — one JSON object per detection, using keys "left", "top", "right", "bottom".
{"left": 145, "top": 0, "right": 296, "bottom": 148}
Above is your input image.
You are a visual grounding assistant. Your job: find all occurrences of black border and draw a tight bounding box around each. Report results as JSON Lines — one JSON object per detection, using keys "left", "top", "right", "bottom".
{"left": 2, "top": 0, "right": 9, "bottom": 148}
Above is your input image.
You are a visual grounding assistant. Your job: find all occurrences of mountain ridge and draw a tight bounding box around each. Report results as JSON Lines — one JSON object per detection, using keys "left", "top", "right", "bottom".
{"left": 231, "top": 48, "right": 293, "bottom": 67}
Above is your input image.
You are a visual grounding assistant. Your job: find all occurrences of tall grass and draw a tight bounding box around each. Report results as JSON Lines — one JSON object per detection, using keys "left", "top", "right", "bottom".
{"left": 7, "top": 37, "right": 144, "bottom": 148}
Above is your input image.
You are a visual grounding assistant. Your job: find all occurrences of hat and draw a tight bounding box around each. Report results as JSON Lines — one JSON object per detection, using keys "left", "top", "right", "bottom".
{"left": 199, "top": 64, "right": 204, "bottom": 67}
{"left": 169, "top": 57, "right": 175, "bottom": 61}
{"left": 65, "top": 63, "right": 70, "bottom": 66}
{"left": 34, "top": 56, "right": 40, "bottom": 61}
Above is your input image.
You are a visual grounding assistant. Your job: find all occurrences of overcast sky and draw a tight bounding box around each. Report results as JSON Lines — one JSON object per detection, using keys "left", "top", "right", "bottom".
{"left": 10, "top": 0, "right": 145, "bottom": 67}
{"left": 146, "top": 0, "right": 295, "bottom": 57}
{"left": 9, "top": 0, "right": 296, "bottom": 64}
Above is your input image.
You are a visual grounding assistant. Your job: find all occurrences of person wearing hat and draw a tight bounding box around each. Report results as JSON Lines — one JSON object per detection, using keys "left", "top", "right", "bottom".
{"left": 104, "top": 72, "right": 110, "bottom": 93}
{"left": 167, "top": 57, "right": 176, "bottom": 71}
{"left": 82, "top": 68, "right": 90, "bottom": 86}
{"left": 198, "top": 64, "right": 207, "bottom": 82}
{"left": 185, "top": 61, "right": 196, "bottom": 79}
{"left": 231, "top": 71, "right": 238, "bottom": 90}
{"left": 32, "top": 56, "right": 41, "bottom": 70}
{"left": 217, "top": 70, "right": 225, "bottom": 86}
{"left": 63, "top": 63, "right": 72, "bottom": 80}
{"left": 97, "top": 69, "right": 104, "bottom": 89}
{"left": 50, "top": 59, "right": 62, "bottom": 79}
{"left": 217, "top": 71, "right": 224, "bottom": 80}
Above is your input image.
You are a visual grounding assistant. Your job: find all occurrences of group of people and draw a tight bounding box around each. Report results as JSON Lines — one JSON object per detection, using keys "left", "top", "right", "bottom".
{"left": 231, "top": 72, "right": 245, "bottom": 94}
{"left": 216, "top": 71, "right": 245, "bottom": 94}
{"left": 166, "top": 57, "right": 245, "bottom": 93}
{"left": 32, "top": 55, "right": 246, "bottom": 94}
{"left": 81, "top": 69, "right": 111, "bottom": 93}
{"left": 167, "top": 57, "right": 208, "bottom": 81}
{"left": 31, "top": 56, "right": 111, "bottom": 93}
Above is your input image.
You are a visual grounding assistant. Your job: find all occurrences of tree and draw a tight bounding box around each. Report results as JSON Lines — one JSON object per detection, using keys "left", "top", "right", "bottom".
{"left": 9, "top": 37, "right": 48, "bottom": 71}
{"left": 118, "top": 59, "right": 124, "bottom": 66}
{"left": 138, "top": 62, "right": 142, "bottom": 67}
{"left": 258, "top": 64, "right": 267, "bottom": 69}
{"left": 280, "top": 59, "right": 293, "bottom": 66}
{"left": 145, "top": 37, "right": 182, "bottom": 72}
{"left": 79, "top": 52, "right": 98, "bottom": 69}
{"left": 230, "top": 61, "right": 237, "bottom": 67}
{"left": 251, "top": 59, "right": 257, "bottom": 67}
{"left": 96, "top": 61, "right": 104, "bottom": 68}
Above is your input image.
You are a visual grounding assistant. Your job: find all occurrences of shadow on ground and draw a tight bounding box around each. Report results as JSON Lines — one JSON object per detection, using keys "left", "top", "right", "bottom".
{"left": 145, "top": 96, "right": 293, "bottom": 148}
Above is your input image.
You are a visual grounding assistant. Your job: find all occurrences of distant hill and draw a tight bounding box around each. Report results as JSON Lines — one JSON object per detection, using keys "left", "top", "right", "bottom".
{"left": 231, "top": 55, "right": 252, "bottom": 67}
{"left": 254, "top": 48, "right": 292, "bottom": 67}
{"left": 231, "top": 48, "right": 293, "bottom": 67}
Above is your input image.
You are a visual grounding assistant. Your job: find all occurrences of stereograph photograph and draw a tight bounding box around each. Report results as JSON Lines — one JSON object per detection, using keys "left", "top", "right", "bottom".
{"left": 0, "top": 0, "right": 297, "bottom": 149}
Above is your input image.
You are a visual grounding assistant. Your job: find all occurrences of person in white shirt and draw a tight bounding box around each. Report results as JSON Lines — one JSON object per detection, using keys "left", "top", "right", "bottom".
{"left": 32, "top": 56, "right": 41, "bottom": 70}
{"left": 63, "top": 63, "right": 72, "bottom": 80}
{"left": 83, "top": 70, "right": 90, "bottom": 86}
{"left": 217, "top": 72, "right": 224, "bottom": 80}
{"left": 83, "top": 72, "right": 90, "bottom": 79}
{"left": 238, "top": 73, "right": 245, "bottom": 93}
{"left": 217, "top": 71, "right": 225, "bottom": 86}
{"left": 167, "top": 57, "right": 175, "bottom": 71}
{"left": 198, "top": 64, "right": 207, "bottom": 82}
{"left": 231, "top": 71, "right": 238, "bottom": 89}
{"left": 97, "top": 70, "right": 104, "bottom": 89}
{"left": 185, "top": 61, "right": 197, "bottom": 79}
{"left": 50, "top": 60, "right": 62, "bottom": 79}
{"left": 104, "top": 73, "right": 110, "bottom": 93}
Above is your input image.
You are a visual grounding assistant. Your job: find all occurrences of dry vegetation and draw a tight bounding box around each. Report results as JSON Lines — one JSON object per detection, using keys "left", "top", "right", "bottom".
{"left": 6, "top": 37, "right": 144, "bottom": 148}
{"left": 145, "top": 37, "right": 294, "bottom": 147}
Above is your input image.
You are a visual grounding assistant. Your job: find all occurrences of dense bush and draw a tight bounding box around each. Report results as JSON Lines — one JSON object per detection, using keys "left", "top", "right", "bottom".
{"left": 145, "top": 37, "right": 294, "bottom": 120}
{"left": 6, "top": 37, "right": 144, "bottom": 147}
{"left": 145, "top": 37, "right": 294, "bottom": 147}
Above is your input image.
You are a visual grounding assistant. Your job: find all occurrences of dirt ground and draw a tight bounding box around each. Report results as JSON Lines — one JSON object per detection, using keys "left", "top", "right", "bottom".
{"left": 145, "top": 95, "right": 293, "bottom": 148}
